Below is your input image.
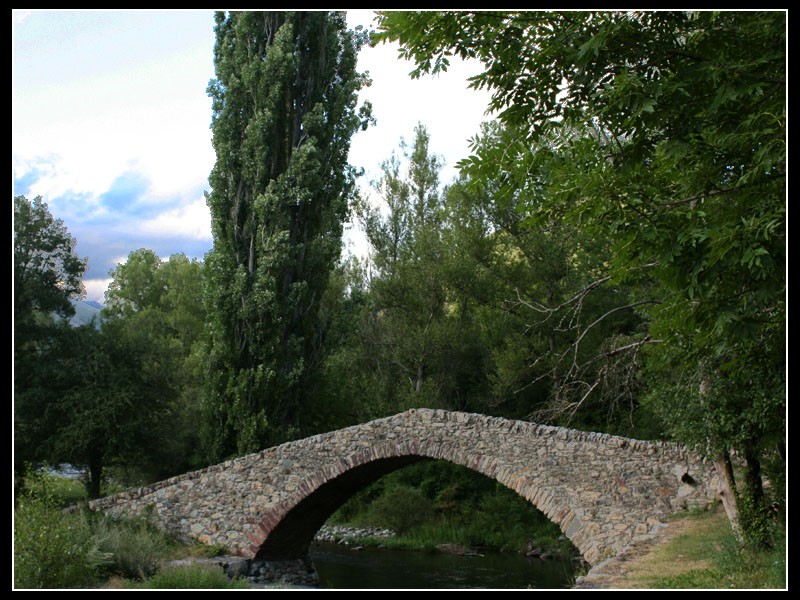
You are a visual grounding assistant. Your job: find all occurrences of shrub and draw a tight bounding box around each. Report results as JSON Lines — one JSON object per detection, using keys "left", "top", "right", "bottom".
{"left": 737, "top": 492, "right": 779, "bottom": 551}
{"left": 14, "top": 493, "right": 110, "bottom": 589}
{"left": 474, "top": 488, "right": 565, "bottom": 551}
{"left": 90, "top": 513, "right": 176, "bottom": 579}
{"left": 368, "top": 485, "right": 433, "bottom": 534}
{"left": 136, "top": 564, "right": 250, "bottom": 589}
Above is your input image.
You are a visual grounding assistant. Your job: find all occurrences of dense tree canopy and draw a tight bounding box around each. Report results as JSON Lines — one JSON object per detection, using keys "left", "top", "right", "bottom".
{"left": 14, "top": 195, "right": 87, "bottom": 342}
{"left": 104, "top": 250, "right": 208, "bottom": 480}
{"left": 357, "top": 124, "right": 451, "bottom": 405}
{"left": 16, "top": 246, "right": 206, "bottom": 498}
{"left": 14, "top": 195, "right": 87, "bottom": 485}
{"left": 376, "top": 9, "right": 786, "bottom": 542}
{"left": 376, "top": 12, "right": 785, "bottom": 351}
{"left": 43, "top": 320, "right": 175, "bottom": 499}
{"left": 319, "top": 123, "right": 645, "bottom": 433}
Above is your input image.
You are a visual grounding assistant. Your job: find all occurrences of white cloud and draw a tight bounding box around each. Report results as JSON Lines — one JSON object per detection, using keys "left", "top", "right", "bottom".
{"left": 12, "top": 11, "right": 215, "bottom": 204}
{"left": 13, "top": 75, "right": 214, "bottom": 206}
{"left": 349, "top": 40, "right": 492, "bottom": 186}
{"left": 15, "top": 10, "right": 497, "bottom": 303}
{"left": 83, "top": 277, "right": 112, "bottom": 304}
{"left": 138, "top": 196, "right": 211, "bottom": 241}
{"left": 109, "top": 255, "right": 131, "bottom": 268}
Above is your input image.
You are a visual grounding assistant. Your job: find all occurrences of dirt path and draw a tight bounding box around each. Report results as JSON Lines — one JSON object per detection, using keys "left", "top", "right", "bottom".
{"left": 573, "top": 511, "right": 719, "bottom": 589}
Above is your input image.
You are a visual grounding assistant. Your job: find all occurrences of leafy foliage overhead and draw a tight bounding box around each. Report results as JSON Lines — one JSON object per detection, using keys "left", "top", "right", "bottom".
{"left": 375, "top": 9, "right": 786, "bottom": 543}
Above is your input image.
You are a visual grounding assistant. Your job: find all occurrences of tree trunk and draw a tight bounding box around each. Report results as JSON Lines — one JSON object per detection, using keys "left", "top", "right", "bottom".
{"left": 742, "top": 441, "right": 765, "bottom": 507}
{"left": 713, "top": 448, "right": 742, "bottom": 540}
{"left": 87, "top": 459, "right": 103, "bottom": 500}
{"left": 699, "top": 374, "right": 742, "bottom": 538}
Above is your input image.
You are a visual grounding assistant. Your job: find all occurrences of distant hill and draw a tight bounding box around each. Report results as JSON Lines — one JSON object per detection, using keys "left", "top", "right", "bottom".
{"left": 84, "top": 300, "right": 104, "bottom": 310}
{"left": 66, "top": 298, "right": 103, "bottom": 328}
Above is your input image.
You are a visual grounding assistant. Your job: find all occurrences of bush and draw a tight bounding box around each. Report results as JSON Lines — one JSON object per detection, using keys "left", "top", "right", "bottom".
{"left": 472, "top": 488, "right": 565, "bottom": 551}
{"left": 90, "top": 513, "right": 176, "bottom": 579}
{"left": 14, "top": 493, "right": 110, "bottom": 589}
{"left": 368, "top": 485, "right": 433, "bottom": 534}
{"left": 737, "top": 493, "right": 778, "bottom": 551}
{"left": 136, "top": 564, "right": 250, "bottom": 589}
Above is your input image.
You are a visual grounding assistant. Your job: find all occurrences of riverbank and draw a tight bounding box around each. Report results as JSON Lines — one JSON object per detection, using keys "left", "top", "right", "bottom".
{"left": 574, "top": 506, "right": 786, "bottom": 589}
{"left": 318, "top": 522, "right": 576, "bottom": 563}
{"left": 17, "top": 472, "right": 783, "bottom": 589}
{"left": 314, "top": 524, "right": 396, "bottom": 545}
{"left": 149, "top": 526, "right": 576, "bottom": 590}
{"left": 130, "top": 510, "right": 784, "bottom": 590}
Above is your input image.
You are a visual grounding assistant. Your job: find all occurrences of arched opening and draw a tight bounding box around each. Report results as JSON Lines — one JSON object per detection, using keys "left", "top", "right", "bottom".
{"left": 255, "top": 456, "right": 429, "bottom": 559}
{"left": 311, "top": 460, "right": 581, "bottom": 589}
{"left": 253, "top": 454, "right": 580, "bottom": 573}
{"left": 321, "top": 460, "right": 579, "bottom": 555}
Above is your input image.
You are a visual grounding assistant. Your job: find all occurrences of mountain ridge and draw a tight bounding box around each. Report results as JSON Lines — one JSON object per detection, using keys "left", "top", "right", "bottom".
{"left": 67, "top": 298, "right": 103, "bottom": 328}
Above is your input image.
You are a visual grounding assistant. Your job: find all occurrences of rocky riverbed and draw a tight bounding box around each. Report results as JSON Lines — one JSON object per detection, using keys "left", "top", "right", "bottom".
{"left": 164, "top": 526, "right": 397, "bottom": 587}
{"left": 164, "top": 525, "right": 585, "bottom": 588}
{"left": 313, "top": 525, "right": 396, "bottom": 545}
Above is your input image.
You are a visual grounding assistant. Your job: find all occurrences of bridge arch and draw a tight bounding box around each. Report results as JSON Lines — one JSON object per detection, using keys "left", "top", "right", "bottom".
{"left": 86, "top": 409, "right": 717, "bottom": 565}
{"left": 251, "top": 441, "right": 580, "bottom": 561}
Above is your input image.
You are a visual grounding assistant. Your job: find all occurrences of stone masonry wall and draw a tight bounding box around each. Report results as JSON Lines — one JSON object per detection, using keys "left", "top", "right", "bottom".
{"left": 86, "top": 409, "right": 718, "bottom": 565}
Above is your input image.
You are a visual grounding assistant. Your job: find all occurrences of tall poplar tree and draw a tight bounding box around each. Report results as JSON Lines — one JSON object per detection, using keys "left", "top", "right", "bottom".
{"left": 203, "top": 11, "right": 371, "bottom": 458}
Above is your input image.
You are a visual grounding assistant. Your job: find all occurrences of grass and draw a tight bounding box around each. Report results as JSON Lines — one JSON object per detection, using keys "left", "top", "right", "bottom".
{"left": 23, "top": 471, "right": 127, "bottom": 508}
{"left": 89, "top": 512, "right": 180, "bottom": 579}
{"left": 130, "top": 564, "right": 250, "bottom": 589}
{"left": 602, "top": 507, "right": 786, "bottom": 589}
{"left": 24, "top": 473, "right": 88, "bottom": 508}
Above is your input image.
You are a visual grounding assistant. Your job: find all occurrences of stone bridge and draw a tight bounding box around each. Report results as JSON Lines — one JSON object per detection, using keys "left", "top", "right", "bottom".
{"left": 85, "top": 409, "right": 718, "bottom": 565}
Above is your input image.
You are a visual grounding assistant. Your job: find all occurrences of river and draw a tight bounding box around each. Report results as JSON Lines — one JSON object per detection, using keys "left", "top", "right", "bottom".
{"left": 310, "top": 542, "right": 577, "bottom": 589}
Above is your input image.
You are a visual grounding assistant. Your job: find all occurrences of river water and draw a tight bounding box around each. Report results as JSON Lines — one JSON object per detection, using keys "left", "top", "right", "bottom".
{"left": 310, "top": 542, "right": 577, "bottom": 590}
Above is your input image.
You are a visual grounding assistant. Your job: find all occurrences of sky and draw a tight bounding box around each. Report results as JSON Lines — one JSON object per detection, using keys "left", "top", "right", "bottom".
{"left": 12, "top": 9, "right": 494, "bottom": 304}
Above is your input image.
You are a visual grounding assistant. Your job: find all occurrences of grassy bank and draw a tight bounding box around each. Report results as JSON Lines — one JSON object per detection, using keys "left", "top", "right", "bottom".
{"left": 13, "top": 473, "right": 245, "bottom": 589}
{"left": 582, "top": 507, "right": 786, "bottom": 589}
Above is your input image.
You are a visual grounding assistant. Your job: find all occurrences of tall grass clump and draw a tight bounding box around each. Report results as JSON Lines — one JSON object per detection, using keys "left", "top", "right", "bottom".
{"left": 134, "top": 564, "right": 250, "bottom": 589}
{"left": 705, "top": 526, "right": 786, "bottom": 589}
{"left": 90, "top": 512, "right": 177, "bottom": 579}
